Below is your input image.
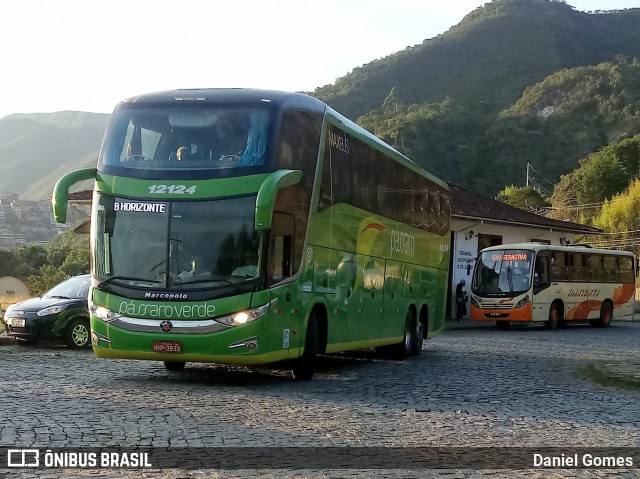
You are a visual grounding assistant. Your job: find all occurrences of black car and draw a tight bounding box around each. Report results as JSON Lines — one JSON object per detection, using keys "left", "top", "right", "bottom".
{"left": 3, "top": 275, "right": 91, "bottom": 348}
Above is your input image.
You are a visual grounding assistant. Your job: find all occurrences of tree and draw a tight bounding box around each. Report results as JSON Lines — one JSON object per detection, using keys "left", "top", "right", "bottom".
{"left": 0, "top": 250, "right": 20, "bottom": 277}
{"left": 496, "top": 185, "right": 548, "bottom": 210}
{"left": 26, "top": 265, "right": 67, "bottom": 296}
{"left": 593, "top": 179, "right": 640, "bottom": 255}
{"left": 15, "top": 245, "right": 49, "bottom": 278}
{"left": 382, "top": 87, "right": 405, "bottom": 114}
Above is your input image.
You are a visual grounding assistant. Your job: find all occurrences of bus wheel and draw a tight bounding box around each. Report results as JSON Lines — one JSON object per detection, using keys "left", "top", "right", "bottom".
{"left": 545, "top": 303, "right": 561, "bottom": 330}
{"left": 591, "top": 301, "right": 613, "bottom": 328}
{"left": 411, "top": 318, "right": 425, "bottom": 356}
{"left": 392, "top": 310, "right": 416, "bottom": 360}
{"left": 164, "top": 361, "right": 186, "bottom": 371}
{"left": 292, "top": 315, "right": 318, "bottom": 380}
{"left": 496, "top": 321, "right": 510, "bottom": 330}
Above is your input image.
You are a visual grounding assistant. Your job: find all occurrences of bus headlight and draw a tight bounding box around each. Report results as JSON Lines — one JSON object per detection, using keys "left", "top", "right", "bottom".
{"left": 90, "top": 304, "right": 121, "bottom": 321}
{"left": 216, "top": 300, "right": 274, "bottom": 327}
{"left": 514, "top": 296, "right": 530, "bottom": 309}
{"left": 470, "top": 296, "right": 480, "bottom": 308}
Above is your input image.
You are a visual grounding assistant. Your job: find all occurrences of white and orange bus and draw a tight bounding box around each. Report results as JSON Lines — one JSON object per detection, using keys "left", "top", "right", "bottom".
{"left": 470, "top": 243, "right": 636, "bottom": 330}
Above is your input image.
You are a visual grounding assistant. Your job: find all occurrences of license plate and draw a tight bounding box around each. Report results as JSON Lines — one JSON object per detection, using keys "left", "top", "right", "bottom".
{"left": 152, "top": 341, "right": 182, "bottom": 353}
{"left": 10, "top": 318, "right": 25, "bottom": 327}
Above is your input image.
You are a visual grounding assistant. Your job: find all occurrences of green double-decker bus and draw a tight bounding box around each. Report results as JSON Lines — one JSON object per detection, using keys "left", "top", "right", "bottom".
{"left": 53, "top": 89, "right": 451, "bottom": 379}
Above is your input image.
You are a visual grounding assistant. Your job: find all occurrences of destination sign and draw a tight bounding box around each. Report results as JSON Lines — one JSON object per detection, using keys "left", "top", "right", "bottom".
{"left": 114, "top": 201, "right": 167, "bottom": 213}
{"left": 490, "top": 253, "right": 531, "bottom": 262}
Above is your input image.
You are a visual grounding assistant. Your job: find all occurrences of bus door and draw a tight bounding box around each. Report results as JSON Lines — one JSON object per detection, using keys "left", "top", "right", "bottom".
{"left": 533, "top": 252, "right": 552, "bottom": 321}
{"left": 267, "top": 212, "right": 299, "bottom": 359}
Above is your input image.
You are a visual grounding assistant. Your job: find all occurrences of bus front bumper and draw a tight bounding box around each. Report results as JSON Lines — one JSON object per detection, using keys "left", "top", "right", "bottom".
{"left": 89, "top": 315, "right": 290, "bottom": 365}
{"left": 470, "top": 303, "right": 533, "bottom": 322}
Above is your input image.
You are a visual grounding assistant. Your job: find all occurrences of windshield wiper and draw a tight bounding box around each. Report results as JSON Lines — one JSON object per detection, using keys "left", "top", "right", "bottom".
{"left": 177, "top": 276, "right": 254, "bottom": 294}
{"left": 97, "top": 276, "right": 162, "bottom": 289}
{"left": 47, "top": 295, "right": 71, "bottom": 299}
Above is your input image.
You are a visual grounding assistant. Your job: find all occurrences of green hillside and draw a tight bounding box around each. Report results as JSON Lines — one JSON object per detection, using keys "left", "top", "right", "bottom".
{"left": 359, "top": 59, "right": 640, "bottom": 195}
{"left": 314, "top": 0, "right": 640, "bottom": 119}
{"left": 0, "top": 112, "right": 108, "bottom": 200}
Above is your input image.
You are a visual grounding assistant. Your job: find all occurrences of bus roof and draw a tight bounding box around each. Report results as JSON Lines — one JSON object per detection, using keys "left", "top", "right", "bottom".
{"left": 479, "top": 242, "right": 636, "bottom": 257}
{"left": 117, "top": 88, "right": 448, "bottom": 190}
{"left": 119, "top": 88, "right": 327, "bottom": 112}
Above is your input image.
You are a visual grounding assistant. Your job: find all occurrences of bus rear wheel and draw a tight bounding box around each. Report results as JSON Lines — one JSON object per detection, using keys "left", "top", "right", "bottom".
{"left": 590, "top": 301, "right": 613, "bottom": 328}
{"left": 545, "top": 303, "right": 562, "bottom": 330}
{"left": 411, "top": 318, "right": 425, "bottom": 356}
{"left": 292, "top": 315, "right": 319, "bottom": 380}
{"left": 392, "top": 310, "right": 416, "bottom": 360}
{"left": 164, "top": 361, "right": 186, "bottom": 371}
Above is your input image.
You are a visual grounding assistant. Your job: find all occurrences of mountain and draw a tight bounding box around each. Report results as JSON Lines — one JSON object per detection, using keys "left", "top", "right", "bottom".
{"left": 4, "top": 0, "right": 640, "bottom": 201}
{"left": 0, "top": 112, "right": 108, "bottom": 200}
{"left": 4, "top": 111, "right": 109, "bottom": 129}
{"left": 314, "top": 0, "right": 640, "bottom": 119}
{"left": 359, "top": 58, "right": 640, "bottom": 195}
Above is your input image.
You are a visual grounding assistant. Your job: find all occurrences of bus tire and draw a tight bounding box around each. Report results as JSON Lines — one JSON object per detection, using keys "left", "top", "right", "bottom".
{"left": 164, "top": 361, "right": 186, "bottom": 371}
{"left": 545, "top": 302, "right": 562, "bottom": 330}
{"left": 591, "top": 301, "right": 613, "bottom": 328}
{"left": 496, "top": 321, "right": 510, "bottom": 330}
{"left": 292, "top": 315, "right": 318, "bottom": 380}
{"left": 411, "top": 317, "right": 425, "bottom": 356}
{"left": 392, "top": 310, "right": 416, "bottom": 360}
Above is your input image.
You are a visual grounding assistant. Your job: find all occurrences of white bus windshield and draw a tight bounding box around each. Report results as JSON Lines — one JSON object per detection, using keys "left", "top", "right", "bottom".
{"left": 472, "top": 249, "right": 534, "bottom": 297}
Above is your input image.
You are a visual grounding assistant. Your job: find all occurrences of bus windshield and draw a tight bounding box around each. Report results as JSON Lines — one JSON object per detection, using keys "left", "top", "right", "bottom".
{"left": 100, "top": 105, "right": 271, "bottom": 173}
{"left": 91, "top": 193, "right": 261, "bottom": 292}
{"left": 472, "top": 249, "right": 534, "bottom": 297}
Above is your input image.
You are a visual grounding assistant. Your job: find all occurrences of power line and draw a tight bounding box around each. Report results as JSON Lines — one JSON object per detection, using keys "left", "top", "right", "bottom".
{"left": 527, "top": 162, "right": 556, "bottom": 187}
{"left": 525, "top": 162, "right": 553, "bottom": 198}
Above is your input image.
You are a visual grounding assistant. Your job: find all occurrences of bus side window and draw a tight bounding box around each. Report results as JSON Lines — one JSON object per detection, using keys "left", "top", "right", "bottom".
{"left": 619, "top": 256, "right": 634, "bottom": 283}
{"left": 604, "top": 255, "right": 618, "bottom": 282}
{"left": 589, "top": 255, "right": 604, "bottom": 282}
{"left": 269, "top": 212, "right": 294, "bottom": 285}
{"left": 571, "top": 253, "right": 588, "bottom": 281}
{"left": 551, "top": 252, "right": 569, "bottom": 281}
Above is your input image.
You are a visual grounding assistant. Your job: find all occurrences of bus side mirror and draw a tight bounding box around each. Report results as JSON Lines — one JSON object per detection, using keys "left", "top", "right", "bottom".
{"left": 255, "top": 169, "right": 302, "bottom": 231}
{"left": 52, "top": 168, "right": 97, "bottom": 223}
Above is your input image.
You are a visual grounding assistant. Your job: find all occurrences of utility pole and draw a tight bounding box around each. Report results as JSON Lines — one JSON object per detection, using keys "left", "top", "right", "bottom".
{"left": 526, "top": 162, "right": 530, "bottom": 187}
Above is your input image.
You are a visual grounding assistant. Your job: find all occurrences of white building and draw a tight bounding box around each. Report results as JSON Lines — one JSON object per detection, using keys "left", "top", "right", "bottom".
{"left": 448, "top": 185, "right": 601, "bottom": 319}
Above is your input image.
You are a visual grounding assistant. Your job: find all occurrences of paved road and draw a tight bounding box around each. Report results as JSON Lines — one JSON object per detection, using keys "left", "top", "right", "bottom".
{"left": 0, "top": 322, "right": 639, "bottom": 478}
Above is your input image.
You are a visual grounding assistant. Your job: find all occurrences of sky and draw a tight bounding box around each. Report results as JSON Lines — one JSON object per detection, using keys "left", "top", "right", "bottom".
{"left": 1, "top": 0, "right": 639, "bottom": 120}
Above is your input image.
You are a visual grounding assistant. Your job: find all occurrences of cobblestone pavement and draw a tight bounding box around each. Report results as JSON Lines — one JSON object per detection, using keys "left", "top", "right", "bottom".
{"left": 0, "top": 321, "right": 639, "bottom": 478}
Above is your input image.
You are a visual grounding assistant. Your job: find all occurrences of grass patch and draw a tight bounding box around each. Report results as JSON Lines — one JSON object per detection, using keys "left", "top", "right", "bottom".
{"left": 578, "top": 363, "right": 640, "bottom": 391}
